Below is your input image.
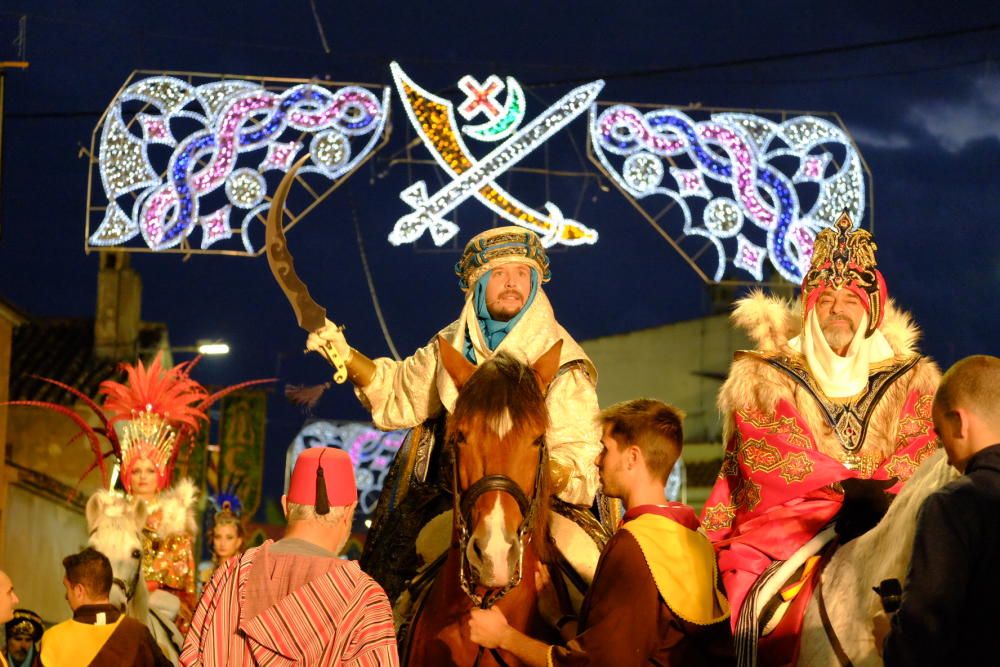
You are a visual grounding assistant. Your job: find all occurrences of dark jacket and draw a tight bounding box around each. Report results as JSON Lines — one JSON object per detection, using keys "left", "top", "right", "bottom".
{"left": 883, "top": 444, "right": 1000, "bottom": 666}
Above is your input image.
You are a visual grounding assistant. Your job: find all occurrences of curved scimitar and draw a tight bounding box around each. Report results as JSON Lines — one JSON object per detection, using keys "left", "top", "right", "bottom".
{"left": 265, "top": 155, "right": 347, "bottom": 384}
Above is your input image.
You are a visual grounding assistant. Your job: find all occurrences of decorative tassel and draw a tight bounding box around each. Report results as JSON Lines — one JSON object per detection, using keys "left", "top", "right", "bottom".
{"left": 284, "top": 382, "right": 332, "bottom": 409}
{"left": 315, "top": 449, "right": 331, "bottom": 515}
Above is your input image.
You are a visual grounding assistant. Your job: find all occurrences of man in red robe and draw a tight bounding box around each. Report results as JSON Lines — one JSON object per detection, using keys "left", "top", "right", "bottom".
{"left": 701, "top": 212, "right": 940, "bottom": 661}
{"left": 180, "top": 448, "right": 399, "bottom": 666}
{"left": 467, "top": 398, "right": 733, "bottom": 666}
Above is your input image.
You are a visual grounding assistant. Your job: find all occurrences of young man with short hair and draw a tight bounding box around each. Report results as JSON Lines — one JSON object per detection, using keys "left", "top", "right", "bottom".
{"left": 468, "top": 398, "right": 734, "bottom": 665}
{"left": 40, "top": 548, "right": 169, "bottom": 666}
{"left": 879, "top": 355, "right": 1000, "bottom": 665}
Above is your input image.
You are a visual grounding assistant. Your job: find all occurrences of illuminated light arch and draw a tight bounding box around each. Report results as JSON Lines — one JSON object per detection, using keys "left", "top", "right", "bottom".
{"left": 589, "top": 103, "right": 871, "bottom": 284}
{"left": 85, "top": 70, "right": 390, "bottom": 257}
{"left": 388, "top": 62, "right": 602, "bottom": 248}
{"left": 285, "top": 420, "right": 406, "bottom": 518}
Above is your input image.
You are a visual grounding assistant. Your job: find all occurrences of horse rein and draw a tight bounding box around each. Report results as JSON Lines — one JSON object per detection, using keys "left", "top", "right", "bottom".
{"left": 451, "top": 438, "right": 546, "bottom": 608}
{"left": 451, "top": 439, "right": 545, "bottom": 667}
{"left": 90, "top": 526, "right": 142, "bottom": 603}
{"left": 815, "top": 541, "right": 855, "bottom": 667}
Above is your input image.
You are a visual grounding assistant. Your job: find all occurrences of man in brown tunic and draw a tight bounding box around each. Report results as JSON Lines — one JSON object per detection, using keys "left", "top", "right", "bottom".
{"left": 40, "top": 548, "right": 169, "bottom": 667}
{"left": 468, "top": 399, "right": 734, "bottom": 665}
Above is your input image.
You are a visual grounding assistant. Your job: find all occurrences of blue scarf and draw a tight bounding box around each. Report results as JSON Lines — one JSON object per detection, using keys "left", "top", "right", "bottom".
{"left": 9, "top": 646, "right": 37, "bottom": 667}
{"left": 463, "top": 268, "right": 538, "bottom": 363}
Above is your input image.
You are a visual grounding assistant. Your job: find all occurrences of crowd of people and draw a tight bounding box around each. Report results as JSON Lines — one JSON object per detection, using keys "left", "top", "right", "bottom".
{"left": 3, "top": 221, "right": 998, "bottom": 666}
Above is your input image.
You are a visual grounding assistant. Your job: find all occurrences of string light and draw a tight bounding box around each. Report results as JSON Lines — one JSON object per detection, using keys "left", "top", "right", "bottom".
{"left": 591, "top": 104, "right": 865, "bottom": 283}
{"left": 460, "top": 76, "right": 527, "bottom": 142}
{"left": 91, "top": 75, "right": 388, "bottom": 254}
{"left": 389, "top": 62, "right": 600, "bottom": 248}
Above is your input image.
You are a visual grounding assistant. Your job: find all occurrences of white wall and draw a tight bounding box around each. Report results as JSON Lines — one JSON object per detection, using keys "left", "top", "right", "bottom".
{"left": 582, "top": 313, "right": 749, "bottom": 443}
{"left": 3, "top": 484, "right": 89, "bottom": 625}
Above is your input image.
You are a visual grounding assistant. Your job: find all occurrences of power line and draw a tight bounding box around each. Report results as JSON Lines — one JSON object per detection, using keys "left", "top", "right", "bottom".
{"left": 648, "top": 56, "right": 991, "bottom": 88}
{"left": 523, "top": 22, "right": 1000, "bottom": 88}
{"left": 6, "top": 55, "right": 992, "bottom": 122}
{"left": 2, "top": 9, "right": 996, "bottom": 84}
{"left": 307, "top": 0, "right": 331, "bottom": 55}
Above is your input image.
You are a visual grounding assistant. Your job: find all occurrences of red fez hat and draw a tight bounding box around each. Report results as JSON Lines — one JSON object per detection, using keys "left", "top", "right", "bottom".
{"left": 287, "top": 448, "right": 357, "bottom": 512}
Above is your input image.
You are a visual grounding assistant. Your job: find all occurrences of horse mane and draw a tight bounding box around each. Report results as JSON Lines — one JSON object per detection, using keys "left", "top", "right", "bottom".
{"left": 448, "top": 350, "right": 554, "bottom": 563}
{"left": 799, "top": 449, "right": 959, "bottom": 663}
{"left": 85, "top": 490, "right": 150, "bottom": 616}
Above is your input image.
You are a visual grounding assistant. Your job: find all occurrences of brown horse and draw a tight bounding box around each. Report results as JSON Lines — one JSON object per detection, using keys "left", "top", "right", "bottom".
{"left": 403, "top": 336, "right": 564, "bottom": 666}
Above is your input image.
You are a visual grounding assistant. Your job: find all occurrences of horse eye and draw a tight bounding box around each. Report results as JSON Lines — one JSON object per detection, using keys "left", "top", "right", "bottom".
{"left": 132, "top": 549, "right": 142, "bottom": 559}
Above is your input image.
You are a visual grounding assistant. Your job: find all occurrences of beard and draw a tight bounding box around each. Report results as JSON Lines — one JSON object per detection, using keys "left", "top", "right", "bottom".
{"left": 487, "top": 290, "right": 525, "bottom": 321}
{"left": 822, "top": 316, "right": 856, "bottom": 351}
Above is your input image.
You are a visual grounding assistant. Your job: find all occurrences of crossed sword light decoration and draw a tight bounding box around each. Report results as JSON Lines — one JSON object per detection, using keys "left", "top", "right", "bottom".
{"left": 266, "top": 67, "right": 606, "bottom": 385}
{"left": 388, "top": 62, "right": 603, "bottom": 248}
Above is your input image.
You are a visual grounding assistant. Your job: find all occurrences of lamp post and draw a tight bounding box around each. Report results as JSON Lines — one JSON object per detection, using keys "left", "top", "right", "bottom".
{"left": 137, "top": 340, "right": 230, "bottom": 368}
{"left": 164, "top": 340, "right": 231, "bottom": 356}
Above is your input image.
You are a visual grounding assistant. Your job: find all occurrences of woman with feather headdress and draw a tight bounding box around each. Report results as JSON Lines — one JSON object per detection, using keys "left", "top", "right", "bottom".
{"left": 101, "top": 354, "right": 210, "bottom": 634}
{"left": 6, "top": 352, "right": 271, "bottom": 636}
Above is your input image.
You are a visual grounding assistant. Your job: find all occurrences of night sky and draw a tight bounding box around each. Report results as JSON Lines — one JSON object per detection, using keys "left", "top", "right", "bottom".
{"left": 1, "top": 2, "right": 997, "bottom": 519}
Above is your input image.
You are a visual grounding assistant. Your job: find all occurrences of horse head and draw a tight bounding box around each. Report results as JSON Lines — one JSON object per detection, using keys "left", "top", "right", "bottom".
{"left": 85, "top": 490, "right": 147, "bottom": 612}
{"left": 438, "top": 336, "right": 561, "bottom": 596}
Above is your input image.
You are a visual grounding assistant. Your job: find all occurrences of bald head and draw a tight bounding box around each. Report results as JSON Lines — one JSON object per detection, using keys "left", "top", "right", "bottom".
{"left": 933, "top": 355, "right": 1000, "bottom": 470}
{"left": 0, "top": 570, "right": 19, "bottom": 624}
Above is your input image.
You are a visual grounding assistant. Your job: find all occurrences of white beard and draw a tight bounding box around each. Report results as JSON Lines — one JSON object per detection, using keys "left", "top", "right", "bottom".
{"left": 789, "top": 310, "right": 894, "bottom": 398}
{"left": 822, "top": 323, "right": 856, "bottom": 352}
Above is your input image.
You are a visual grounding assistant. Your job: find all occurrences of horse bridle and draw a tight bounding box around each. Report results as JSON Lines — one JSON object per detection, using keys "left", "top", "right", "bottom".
{"left": 451, "top": 437, "right": 546, "bottom": 609}
{"left": 90, "top": 527, "right": 143, "bottom": 603}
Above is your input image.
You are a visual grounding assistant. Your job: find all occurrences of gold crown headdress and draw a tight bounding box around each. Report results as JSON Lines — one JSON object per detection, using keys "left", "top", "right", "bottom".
{"left": 117, "top": 409, "right": 181, "bottom": 485}
{"left": 6, "top": 609, "right": 43, "bottom": 641}
{"left": 103, "top": 355, "right": 209, "bottom": 492}
{"left": 802, "top": 211, "right": 887, "bottom": 337}
{"left": 2, "top": 352, "right": 273, "bottom": 493}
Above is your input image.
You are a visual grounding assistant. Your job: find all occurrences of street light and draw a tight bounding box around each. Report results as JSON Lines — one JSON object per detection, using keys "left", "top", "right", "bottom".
{"left": 197, "top": 342, "right": 230, "bottom": 355}
{"left": 158, "top": 340, "right": 231, "bottom": 356}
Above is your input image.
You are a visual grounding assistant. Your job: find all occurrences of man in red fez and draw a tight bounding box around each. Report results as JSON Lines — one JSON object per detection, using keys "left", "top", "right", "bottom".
{"left": 180, "top": 448, "right": 399, "bottom": 666}
{"left": 700, "top": 212, "right": 940, "bottom": 664}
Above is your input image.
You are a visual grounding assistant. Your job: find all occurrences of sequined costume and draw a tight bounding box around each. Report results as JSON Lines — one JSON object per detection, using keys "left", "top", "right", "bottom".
{"left": 139, "top": 479, "right": 198, "bottom": 633}
{"left": 5, "top": 353, "right": 271, "bottom": 641}
{"left": 701, "top": 214, "right": 940, "bottom": 661}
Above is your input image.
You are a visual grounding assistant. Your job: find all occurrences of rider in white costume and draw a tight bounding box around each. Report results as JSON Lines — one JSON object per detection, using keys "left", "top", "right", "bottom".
{"left": 307, "top": 226, "right": 606, "bottom": 605}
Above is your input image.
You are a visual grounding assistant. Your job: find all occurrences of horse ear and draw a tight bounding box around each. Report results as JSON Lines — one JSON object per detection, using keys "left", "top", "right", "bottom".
{"left": 86, "top": 492, "right": 105, "bottom": 531}
{"left": 532, "top": 340, "right": 563, "bottom": 391}
{"left": 437, "top": 335, "right": 476, "bottom": 389}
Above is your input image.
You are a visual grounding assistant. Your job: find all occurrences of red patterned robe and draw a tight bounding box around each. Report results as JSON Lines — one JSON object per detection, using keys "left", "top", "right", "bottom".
{"left": 701, "top": 293, "right": 940, "bottom": 637}
{"left": 180, "top": 540, "right": 398, "bottom": 666}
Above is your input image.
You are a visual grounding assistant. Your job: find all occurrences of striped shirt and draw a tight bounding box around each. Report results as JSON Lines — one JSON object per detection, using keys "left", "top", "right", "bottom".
{"left": 180, "top": 540, "right": 398, "bottom": 666}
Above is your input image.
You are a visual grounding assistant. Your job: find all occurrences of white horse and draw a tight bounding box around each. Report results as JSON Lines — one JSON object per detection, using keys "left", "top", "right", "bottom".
{"left": 790, "top": 449, "right": 959, "bottom": 666}
{"left": 86, "top": 491, "right": 184, "bottom": 665}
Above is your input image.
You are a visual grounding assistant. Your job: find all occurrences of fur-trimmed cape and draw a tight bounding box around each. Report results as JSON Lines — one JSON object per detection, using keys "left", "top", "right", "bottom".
{"left": 151, "top": 477, "right": 198, "bottom": 537}
{"left": 720, "top": 291, "right": 940, "bottom": 465}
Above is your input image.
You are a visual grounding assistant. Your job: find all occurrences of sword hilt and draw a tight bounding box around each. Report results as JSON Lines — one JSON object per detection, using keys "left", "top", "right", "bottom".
{"left": 310, "top": 326, "right": 348, "bottom": 384}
